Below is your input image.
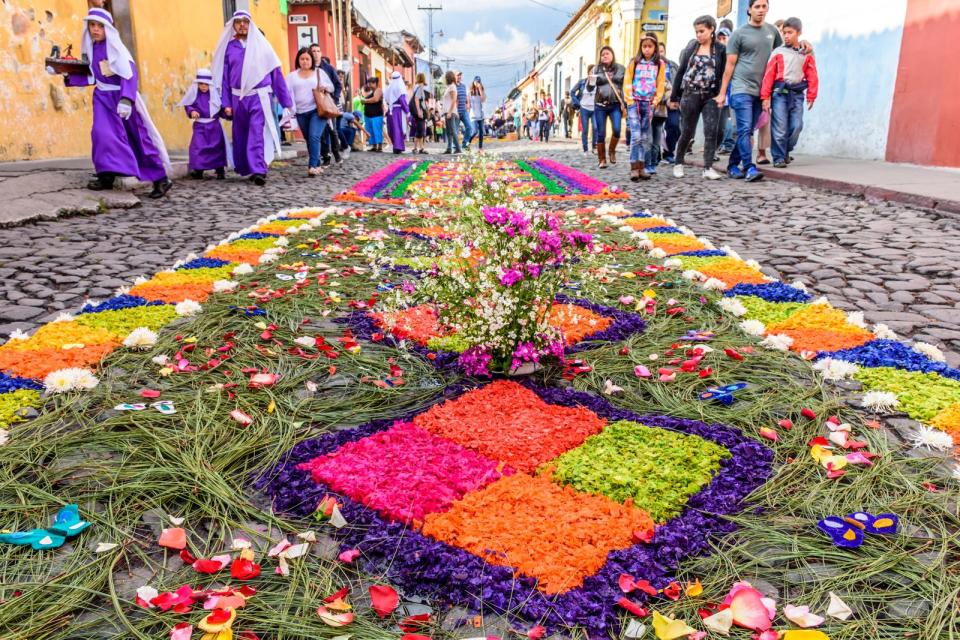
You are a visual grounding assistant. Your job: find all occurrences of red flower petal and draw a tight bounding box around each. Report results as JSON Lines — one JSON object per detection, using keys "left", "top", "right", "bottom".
{"left": 230, "top": 557, "right": 261, "bottom": 581}
{"left": 324, "top": 587, "right": 350, "bottom": 603}
{"left": 616, "top": 597, "right": 649, "bottom": 617}
{"left": 399, "top": 613, "right": 431, "bottom": 632}
{"left": 207, "top": 608, "right": 233, "bottom": 625}
{"left": 527, "top": 625, "right": 546, "bottom": 640}
{"left": 338, "top": 548, "right": 360, "bottom": 563}
{"left": 369, "top": 584, "right": 399, "bottom": 618}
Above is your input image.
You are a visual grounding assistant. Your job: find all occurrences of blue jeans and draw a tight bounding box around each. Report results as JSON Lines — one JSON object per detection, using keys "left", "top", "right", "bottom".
{"left": 771, "top": 90, "right": 806, "bottom": 163}
{"left": 445, "top": 115, "right": 462, "bottom": 152}
{"left": 664, "top": 108, "right": 680, "bottom": 161}
{"left": 296, "top": 110, "right": 328, "bottom": 168}
{"left": 627, "top": 100, "right": 652, "bottom": 164}
{"left": 579, "top": 107, "right": 594, "bottom": 151}
{"left": 340, "top": 124, "right": 357, "bottom": 148}
{"left": 593, "top": 104, "right": 622, "bottom": 142}
{"left": 728, "top": 93, "right": 763, "bottom": 172}
{"left": 458, "top": 111, "right": 473, "bottom": 148}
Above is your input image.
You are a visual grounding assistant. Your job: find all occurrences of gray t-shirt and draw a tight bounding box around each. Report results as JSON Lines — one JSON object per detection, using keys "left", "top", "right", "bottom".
{"left": 727, "top": 22, "right": 783, "bottom": 96}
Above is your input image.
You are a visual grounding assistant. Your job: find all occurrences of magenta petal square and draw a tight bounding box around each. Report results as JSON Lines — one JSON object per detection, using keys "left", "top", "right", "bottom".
{"left": 296, "top": 421, "right": 510, "bottom": 523}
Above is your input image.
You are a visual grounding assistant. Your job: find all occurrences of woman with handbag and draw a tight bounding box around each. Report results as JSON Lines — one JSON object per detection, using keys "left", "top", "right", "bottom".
{"left": 592, "top": 45, "right": 626, "bottom": 169}
{"left": 285, "top": 47, "right": 333, "bottom": 175}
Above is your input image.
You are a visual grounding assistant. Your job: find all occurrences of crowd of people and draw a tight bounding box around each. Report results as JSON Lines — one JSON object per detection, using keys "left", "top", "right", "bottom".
{"left": 563, "top": 0, "right": 818, "bottom": 183}
{"left": 51, "top": 1, "right": 816, "bottom": 197}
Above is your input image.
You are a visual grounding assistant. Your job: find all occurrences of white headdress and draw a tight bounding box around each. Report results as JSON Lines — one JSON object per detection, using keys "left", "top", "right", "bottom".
{"left": 210, "top": 10, "right": 283, "bottom": 99}
{"left": 384, "top": 71, "right": 407, "bottom": 107}
{"left": 178, "top": 69, "right": 221, "bottom": 113}
{"left": 81, "top": 8, "right": 134, "bottom": 82}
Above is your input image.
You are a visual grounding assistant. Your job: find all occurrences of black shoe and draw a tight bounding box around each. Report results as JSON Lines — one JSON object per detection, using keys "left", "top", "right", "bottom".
{"left": 393, "top": 149, "right": 403, "bottom": 154}
{"left": 322, "top": 157, "right": 332, "bottom": 167}
{"left": 215, "top": 168, "right": 226, "bottom": 180}
{"left": 251, "top": 174, "right": 266, "bottom": 186}
{"left": 442, "top": 150, "right": 452, "bottom": 154}
{"left": 148, "top": 179, "right": 172, "bottom": 199}
{"left": 188, "top": 170, "right": 203, "bottom": 179}
{"left": 87, "top": 173, "right": 116, "bottom": 191}
{"left": 773, "top": 161, "right": 788, "bottom": 168}
{"left": 788, "top": 155, "right": 795, "bottom": 163}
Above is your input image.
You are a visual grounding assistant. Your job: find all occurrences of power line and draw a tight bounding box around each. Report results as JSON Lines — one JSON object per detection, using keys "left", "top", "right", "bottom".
{"left": 521, "top": 0, "right": 573, "bottom": 15}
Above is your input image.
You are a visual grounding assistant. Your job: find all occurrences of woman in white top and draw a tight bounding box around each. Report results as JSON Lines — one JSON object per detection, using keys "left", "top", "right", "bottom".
{"left": 468, "top": 76, "right": 486, "bottom": 150}
{"left": 442, "top": 70, "right": 461, "bottom": 154}
{"left": 285, "top": 47, "right": 334, "bottom": 175}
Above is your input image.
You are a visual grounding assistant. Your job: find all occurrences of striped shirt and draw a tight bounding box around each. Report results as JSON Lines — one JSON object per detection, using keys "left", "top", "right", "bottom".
{"left": 456, "top": 83, "right": 468, "bottom": 113}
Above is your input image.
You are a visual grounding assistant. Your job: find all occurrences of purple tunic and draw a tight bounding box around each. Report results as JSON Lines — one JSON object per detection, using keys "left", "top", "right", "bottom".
{"left": 184, "top": 91, "right": 228, "bottom": 171}
{"left": 220, "top": 39, "right": 293, "bottom": 176}
{"left": 65, "top": 41, "right": 167, "bottom": 182}
{"left": 387, "top": 94, "right": 410, "bottom": 152}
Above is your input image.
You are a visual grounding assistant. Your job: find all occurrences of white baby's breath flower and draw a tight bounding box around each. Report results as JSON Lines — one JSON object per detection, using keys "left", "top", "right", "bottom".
{"left": 174, "top": 299, "right": 202, "bottom": 316}
{"left": 115, "top": 286, "right": 131, "bottom": 295}
{"left": 701, "top": 238, "right": 716, "bottom": 250}
{"left": 7, "top": 329, "right": 29, "bottom": 341}
{"left": 739, "top": 319, "right": 767, "bottom": 336}
{"left": 907, "top": 426, "right": 953, "bottom": 451}
{"left": 913, "top": 342, "right": 946, "bottom": 363}
{"left": 872, "top": 323, "right": 898, "bottom": 340}
{"left": 133, "top": 275, "right": 149, "bottom": 285}
{"left": 718, "top": 297, "right": 748, "bottom": 317}
{"left": 812, "top": 296, "right": 830, "bottom": 306}
{"left": 213, "top": 279, "right": 239, "bottom": 293}
{"left": 812, "top": 357, "right": 860, "bottom": 381}
{"left": 701, "top": 277, "right": 727, "bottom": 291}
{"left": 720, "top": 245, "right": 742, "bottom": 261}
{"left": 760, "top": 333, "right": 794, "bottom": 351}
{"left": 861, "top": 390, "right": 899, "bottom": 412}
{"left": 790, "top": 279, "right": 810, "bottom": 293}
{"left": 744, "top": 258, "right": 762, "bottom": 270}
{"left": 43, "top": 369, "right": 78, "bottom": 393}
{"left": 123, "top": 327, "right": 158, "bottom": 350}
{"left": 232, "top": 263, "right": 254, "bottom": 276}
{"left": 52, "top": 312, "right": 75, "bottom": 323}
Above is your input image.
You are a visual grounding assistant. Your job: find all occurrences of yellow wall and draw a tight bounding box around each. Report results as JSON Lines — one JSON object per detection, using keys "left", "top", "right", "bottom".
{"left": 0, "top": 0, "right": 92, "bottom": 160}
{"left": 0, "top": 0, "right": 290, "bottom": 162}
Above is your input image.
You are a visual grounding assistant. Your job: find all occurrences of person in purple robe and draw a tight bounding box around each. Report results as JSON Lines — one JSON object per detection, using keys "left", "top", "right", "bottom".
{"left": 50, "top": 7, "right": 172, "bottom": 198}
{"left": 383, "top": 71, "right": 410, "bottom": 154}
{"left": 211, "top": 10, "right": 294, "bottom": 186}
{"left": 178, "top": 69, "right": 229, "bottom": 179}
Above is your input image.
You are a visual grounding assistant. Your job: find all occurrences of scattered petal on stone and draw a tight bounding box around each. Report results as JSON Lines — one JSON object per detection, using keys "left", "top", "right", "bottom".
{"left": 95, "top": 542, "right": 119, "bottom": 553}
{"left": 826, "top": 592, "right": 852, "bottom": 620}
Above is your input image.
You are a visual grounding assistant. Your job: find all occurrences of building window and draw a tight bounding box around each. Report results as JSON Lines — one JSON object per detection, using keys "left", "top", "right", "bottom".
{"left": 223, "top": 0, "right": 237, "bottom": 21}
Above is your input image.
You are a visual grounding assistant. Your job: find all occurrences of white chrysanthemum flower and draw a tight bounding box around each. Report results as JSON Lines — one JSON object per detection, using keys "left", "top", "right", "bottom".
{"left": 71, "top": 369, "right": 99, "bottom": 390}
{"left": 648, "top": 247, "right": 667, "bottom": 259}
{"left": 152, "top": 354, "right": 170, "bottom": 365}
{"left": 619, "top": 225, "right": 635, "bottom": 233}
{"left": 274, "top": 236, "right": 290, "bottom": 247}
{"left": 745, "top": 258, "right": 762, "bottom": 270}
{"left": 682, "top": 270, "right": 706, "bottom": 282}
{"left": 123, "top": 327, "right": 158, "bottom": 350}
{"left": 678, "top": 226, "right": 696, "bottom": 237}
{"left": 872, "top": 324, "right": 898, "bottom": 340}
{"left": 52, "top": 312, "right": 75, "bottom": 323}
{"left": 846, "top": 311, "right": 867, "bottom": 329}
{"left": 44, "top": 369, "right": 78, "bottom": 393}
{"left": 115, "top": 285, "right": 130, "bottom": 295}
{"left": 760, "top": 333, "right": 794, "bottom": 351}
{"left": 701, "top": 238, "right": 716, "bottom": 249}
{"left": 720, "top": 245, "right": 742, "bottom": 260}
{"left": 913, "top": 342, "right": 946, "bottom": 363}
{"left": 702, "top": 277, "right": 727, "bottom": 291}
{"left": 662, "top": 257, "right": 682, "bottom": 269}
{"left": 8, "top": 329, "right": 29, "bottom": 341}
{"left": 719, "top": 297, "right": 748, "bottom": 317}
{"left": 812, "top": 296, "right": 830, "bottom": 306}
{"left": 182, "top": 252, "right": 198, "bottom": 263}
{"left": 263, "top": 247, "right": 284, "bottom": 255}
{"left": 258, "top": 252, "right": 279, "bottom": 264}
{"left": 791, "top": 279, "right": 810, "bottom": 293}
{"left": 739, "top": 319, "right": 767, "bottom": 336}
{"left": 861, "top": 390, "right": 899, "bottom": 412}
{"left": 232, "top": 263, "right": 254, "bottom": 276}
{"left": 812, "top": 357, "right": 860, "bottom": 381}
{"left": 174, "top": 299, "right": 202, "bottom": 316}
{"left": 907, "top": 426, "right": 954, "bottom": 451}
{"left": 213, "top": 280, "right": 239, "bottom": 293}
{"left": 133, "top": 275, "right": 149, "bottom": 285}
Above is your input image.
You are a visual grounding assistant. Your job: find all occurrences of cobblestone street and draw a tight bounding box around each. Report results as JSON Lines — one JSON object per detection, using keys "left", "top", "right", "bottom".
{"left": 2, "top": 140, "right": 959, "bottom": 365}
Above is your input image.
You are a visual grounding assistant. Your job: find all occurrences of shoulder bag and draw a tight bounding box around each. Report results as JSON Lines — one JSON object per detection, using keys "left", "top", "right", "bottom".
{"left": 313, "top": 69, "right": 340, "bottom": 118}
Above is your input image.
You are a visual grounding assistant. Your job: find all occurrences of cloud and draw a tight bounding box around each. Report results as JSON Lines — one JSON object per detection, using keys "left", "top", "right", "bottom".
{"left": 438, "top": 25, "right": 534, "bottom": 62}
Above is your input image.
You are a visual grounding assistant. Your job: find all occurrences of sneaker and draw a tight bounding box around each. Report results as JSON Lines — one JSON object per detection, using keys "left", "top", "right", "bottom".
{"left": 728, "top": 166, "right": 745, "bottom": 179}
{"left": 672, "top": 164, "right": 684, "bottom": 178}
{"left": 702, "top": 167, "right": 722, "bottom": 180}
{"left": 773, "top": 161, "right": 788, "bottom": 168}
{"left": 744, "top": 166, "right": 764, "bottom": 182}
{"left": 646, "top": 165, "right": 657, "bottom": 175}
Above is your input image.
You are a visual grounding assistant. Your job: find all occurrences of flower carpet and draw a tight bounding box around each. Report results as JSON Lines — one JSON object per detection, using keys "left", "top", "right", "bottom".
{"left": 333, "top": 158, "right": 628, "bottom": 205}
{"left": 0, "top": 157, "right": 957, "bottom": 640}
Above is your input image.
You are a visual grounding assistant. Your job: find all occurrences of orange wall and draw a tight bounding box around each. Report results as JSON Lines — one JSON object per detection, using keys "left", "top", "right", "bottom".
{"left": 886, "top": 0, "right": 960, "bottom": 167}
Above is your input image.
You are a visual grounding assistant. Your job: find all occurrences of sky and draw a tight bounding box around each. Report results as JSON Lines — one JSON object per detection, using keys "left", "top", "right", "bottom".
{"left": 353, "top": 0, "right": 583, "bottom": 107}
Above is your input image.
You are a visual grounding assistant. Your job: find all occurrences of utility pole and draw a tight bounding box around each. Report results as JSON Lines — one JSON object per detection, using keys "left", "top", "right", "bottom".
{"left": 441, "top": 57, "right": 455, "bottom": 71}
{"left": 344, "top": 0, "right": 353, "bottom": 101}
{"left": 418, "top": 3, "right": 442, "bottom": 94}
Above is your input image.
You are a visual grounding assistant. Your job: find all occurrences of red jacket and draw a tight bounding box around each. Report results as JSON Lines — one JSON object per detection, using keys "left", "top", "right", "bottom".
{"left": 761, "top": 46, "right": 819, "bottom": 101}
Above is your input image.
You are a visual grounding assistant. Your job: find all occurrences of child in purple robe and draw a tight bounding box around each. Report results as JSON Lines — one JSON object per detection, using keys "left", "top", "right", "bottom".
{"left": 211, "top": 10, "right": 293, "bottom": 186}
{"left": 179, "top": 69, "right": 228, "bottom": 179}
{"left": 51, "top": 7, "right": 172, "bottom": 198}
{"left": 383, "top": 71, "right": 410, "bottom": 154}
